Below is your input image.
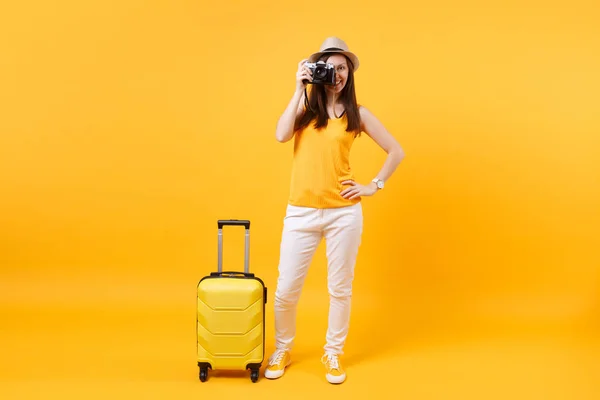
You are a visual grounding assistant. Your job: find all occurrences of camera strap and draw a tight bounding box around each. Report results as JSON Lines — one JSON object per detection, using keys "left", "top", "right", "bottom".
{"left": 303, "top": 86, "right": 341, "bottom": 118}
{"left": 304, "top": 87, "right": 313, "bottom": 113}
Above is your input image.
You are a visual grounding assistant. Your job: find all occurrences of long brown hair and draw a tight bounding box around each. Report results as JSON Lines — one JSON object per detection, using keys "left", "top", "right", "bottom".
{"left": 294, "top": 54, "right": 361, "bottom": 137}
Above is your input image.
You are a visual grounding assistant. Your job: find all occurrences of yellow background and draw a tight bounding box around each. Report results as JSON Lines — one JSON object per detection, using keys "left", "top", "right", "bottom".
{"left": 1, "top": 0, "right": 599, "bottom": 399}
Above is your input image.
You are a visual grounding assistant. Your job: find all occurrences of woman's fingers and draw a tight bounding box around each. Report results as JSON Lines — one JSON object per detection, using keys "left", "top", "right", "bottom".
{"left": 341, "top": 187, "right": 361, "bottom": 198}
{"left": 340, "top": 180, "right": 357, "bottom": 197}
{"left": 300, "top": 71, "right": 312, "bottom": 81}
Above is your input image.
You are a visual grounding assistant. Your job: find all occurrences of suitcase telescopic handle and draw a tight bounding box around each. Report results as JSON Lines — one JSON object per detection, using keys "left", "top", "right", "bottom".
{"left": 218, "top": 219, "right": 250, "bottom": 230}
{"left": 217, "top": 219, "right": 250, "bottom": 273}
{"left": 210, "top": 271, "right": 255, "bottom": 278}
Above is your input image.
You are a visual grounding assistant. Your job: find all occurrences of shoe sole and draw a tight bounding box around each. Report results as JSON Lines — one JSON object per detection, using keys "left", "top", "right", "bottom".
{"left": 326, "top": 373, "right": 346, "bottom": 384}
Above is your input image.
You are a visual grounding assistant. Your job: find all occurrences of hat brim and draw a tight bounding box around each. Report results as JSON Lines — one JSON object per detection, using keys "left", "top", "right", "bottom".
{"left": 308, "top": 50, "right": 360, "bottom": 71}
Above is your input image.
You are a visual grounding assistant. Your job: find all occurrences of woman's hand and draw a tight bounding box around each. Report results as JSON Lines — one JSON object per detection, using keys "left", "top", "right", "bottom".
{"left": 296, "top": 59, "right": 312, "bottom": 92}
{"left": 340, "top": 180, "right": 377, "bottom": 200}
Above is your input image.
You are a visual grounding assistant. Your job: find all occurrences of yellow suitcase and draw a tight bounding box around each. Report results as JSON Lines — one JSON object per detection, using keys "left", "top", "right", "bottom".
{"left": 196, "top": 219, "right": 267, "bottom": 383}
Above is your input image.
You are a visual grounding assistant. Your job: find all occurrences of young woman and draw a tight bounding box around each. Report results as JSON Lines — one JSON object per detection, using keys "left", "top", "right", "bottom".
{"left": 265, "top": 37, "right": 405, "bottom": 384}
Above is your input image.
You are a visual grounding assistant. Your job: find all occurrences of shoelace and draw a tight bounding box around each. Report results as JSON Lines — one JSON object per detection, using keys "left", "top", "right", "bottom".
{"left": 321, "top": 353, "right": 339, "bottom": 370}
{"left": 269, "top": 351, "right": 286, "bottom": 366}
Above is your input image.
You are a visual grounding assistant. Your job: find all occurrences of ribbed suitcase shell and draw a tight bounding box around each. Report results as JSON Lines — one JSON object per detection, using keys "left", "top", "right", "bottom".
{"left": 196, "top": 273, "right": 266, "bottom": 370}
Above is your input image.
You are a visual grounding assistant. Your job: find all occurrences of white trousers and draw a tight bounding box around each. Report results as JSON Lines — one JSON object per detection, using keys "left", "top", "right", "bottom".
{"left": 273, "top": 202, "right": 363, "bottom": 355}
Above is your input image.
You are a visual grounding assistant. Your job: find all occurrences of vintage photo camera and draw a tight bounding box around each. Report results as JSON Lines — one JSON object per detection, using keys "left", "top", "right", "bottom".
{"left": 304, "top": 61, "right": 336, "bottom": 85}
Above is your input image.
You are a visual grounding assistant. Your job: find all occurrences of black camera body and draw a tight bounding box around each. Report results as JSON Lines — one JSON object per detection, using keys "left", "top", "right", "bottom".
{"left": 304, "top": 61, "right": 336, "bottom": 85}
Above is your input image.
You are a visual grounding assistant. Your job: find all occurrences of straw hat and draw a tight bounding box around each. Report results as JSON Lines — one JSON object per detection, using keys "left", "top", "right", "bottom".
{"left": 308, "top": 37, "right": 360, "bottom": 71}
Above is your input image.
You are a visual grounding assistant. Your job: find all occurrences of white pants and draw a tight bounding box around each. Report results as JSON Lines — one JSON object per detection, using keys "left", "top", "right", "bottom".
{"left": 273, "top": 202, "right": 363, "bottom": 355}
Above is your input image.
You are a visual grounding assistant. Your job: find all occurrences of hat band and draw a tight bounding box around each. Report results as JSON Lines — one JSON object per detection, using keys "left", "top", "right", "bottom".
{"left": 323, "top": 47, "right": 344, "bottom": 52}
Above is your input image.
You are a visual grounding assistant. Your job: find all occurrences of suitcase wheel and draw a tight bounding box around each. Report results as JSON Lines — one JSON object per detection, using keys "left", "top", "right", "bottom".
{"left": 250, "top": 369, "right": 259, "bottom": 383}
{"left": 198, "top": 363, "right": 210, "bottom": 382}
{"left": 248, "top": 363, "right": 261, "bottom": 383}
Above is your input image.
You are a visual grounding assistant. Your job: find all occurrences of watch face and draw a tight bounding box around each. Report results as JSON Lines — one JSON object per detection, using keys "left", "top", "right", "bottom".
{"left": 377, "top": 180, "right": 384, "bottom": 189}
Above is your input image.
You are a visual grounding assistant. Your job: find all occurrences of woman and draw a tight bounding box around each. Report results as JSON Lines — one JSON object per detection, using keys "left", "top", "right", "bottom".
{"left": 265, "top": 37, "right": 405, "bottom": 384}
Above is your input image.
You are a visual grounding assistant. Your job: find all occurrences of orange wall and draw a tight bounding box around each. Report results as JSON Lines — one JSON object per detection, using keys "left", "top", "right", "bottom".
{"left": 1, "top": 1, "right": 599, "bottom": 337}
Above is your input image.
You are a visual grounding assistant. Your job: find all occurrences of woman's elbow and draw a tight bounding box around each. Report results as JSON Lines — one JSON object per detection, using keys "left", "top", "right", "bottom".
{"left": 275, "top": 126, "right": 295, "bottom": 143}
{"left": 392, "top": 144, "right": 405, "bottom": 163}
{"left": 398, "top": 148, "right": 405, "bottom": 163}
{"left": 275, "top": 131, "right": 291, "bottom": 143}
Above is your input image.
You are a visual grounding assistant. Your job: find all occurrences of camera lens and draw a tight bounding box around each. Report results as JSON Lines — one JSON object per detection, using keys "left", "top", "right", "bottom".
{"left": 314, "top": 66, "right": 327, "bottom": 79}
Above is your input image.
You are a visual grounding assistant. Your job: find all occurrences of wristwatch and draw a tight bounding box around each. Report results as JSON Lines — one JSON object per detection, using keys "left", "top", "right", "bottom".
{"left": 372, "top": 178, "right": 384, "bottom": 190}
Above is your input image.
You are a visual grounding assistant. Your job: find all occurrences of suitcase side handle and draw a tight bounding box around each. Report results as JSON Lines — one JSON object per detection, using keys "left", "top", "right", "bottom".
{"left": 218, "top": 219, "right": 250, "bottom": 230}
{"left": 217, "top": 219, "right": 250, "bottom": 274}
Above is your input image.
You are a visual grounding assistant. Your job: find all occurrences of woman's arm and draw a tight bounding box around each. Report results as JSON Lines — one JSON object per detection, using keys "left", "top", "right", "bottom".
{"left": 341, "top": 106, "right": 405, "bottom": 199}
{"left": 360, "top": 105, "right": 405, "bottom": 186}
{"left": 275, "top": 59, "right": 312, "bottom": 143}
{"left": 275, "top": 89, "right": 305, "bottom": 143}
